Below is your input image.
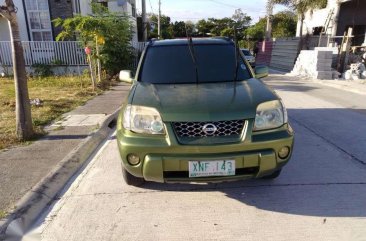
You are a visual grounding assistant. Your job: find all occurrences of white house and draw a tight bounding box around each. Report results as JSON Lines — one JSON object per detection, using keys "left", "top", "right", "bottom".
{"left": 0, "top": 0, "right": 137, "bottom": 42}
{"left": 298, "top": 0, "right": 366, "bottom": 46}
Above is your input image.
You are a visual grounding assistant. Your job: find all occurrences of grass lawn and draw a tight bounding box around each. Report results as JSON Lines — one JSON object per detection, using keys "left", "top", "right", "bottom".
{"left": 0, "top": 75, "right": 105, "bottom": 150}
{"left": 0, "top": 209, "right": 6, "bottom": 219}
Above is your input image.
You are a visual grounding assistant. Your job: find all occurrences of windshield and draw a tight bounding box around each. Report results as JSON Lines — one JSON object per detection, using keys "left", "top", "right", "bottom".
{"left": 241, "top": 49, "right": 252, "bottom": 56}
{"left": 139, "top": 44, "right": 251, "bottom": 84}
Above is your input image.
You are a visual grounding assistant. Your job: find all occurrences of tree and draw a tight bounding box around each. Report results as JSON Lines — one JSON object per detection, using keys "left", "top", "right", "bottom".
{"left": 270, "top": 0, "right": 327, "bottom": 38}
{"left": 245, "top": 11, "right": 296, "bottom": 41}
{"left": 148, "top": 14, "right": 172, "bottom": 39}
{"left": 0, "top": 0, "right": 34, "bottom": 140}
{"left": 245, "top": 18, "right": 266, "bottom": 41}
{"left": 145, "top": 10, "right": 251, "bottom": 40}
{"left": 196, "top": 19, "right": 216, "bottom": 37}
{"left": 232, "top": 8, "right": 252, "bottom": 34}
{"left": 210, "top": 18, "right": 235, "bottom": 36}
{"left": 171, "top": 21, "right": 187, "bottom": 38}
{"left": 184, "top": 21, "right": 196, "bottom": 36}
{"left": 271, "top": 11, "right": 297, "bottom": 37}
{"left": 196, "top": 11, "right": 251, "bottom": 39}
{"left": 54, "top": 4, "right": 133, "bottom": 78}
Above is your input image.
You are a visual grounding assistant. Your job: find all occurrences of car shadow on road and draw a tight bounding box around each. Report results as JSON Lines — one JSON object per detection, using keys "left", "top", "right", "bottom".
{"left": 141, "top": 107, "right": 366, "bottom": 218}
{"left": 268, "top": 83, "right": 319, "bottom": 92}
{"left": 264, "top": 78, "right": 319, "bottom": 93}
{"left": 142, "top": 177, "right": 366, "bottom": 218}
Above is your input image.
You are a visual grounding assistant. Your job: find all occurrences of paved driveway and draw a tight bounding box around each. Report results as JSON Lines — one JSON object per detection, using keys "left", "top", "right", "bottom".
{"left": 27, "top": 75, "right": 366, "bottom": 241}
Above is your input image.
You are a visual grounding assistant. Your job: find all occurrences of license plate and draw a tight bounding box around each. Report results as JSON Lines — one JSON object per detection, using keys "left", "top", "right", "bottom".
{"left": 188, "top": 160, "right": 235, "bottom": 177}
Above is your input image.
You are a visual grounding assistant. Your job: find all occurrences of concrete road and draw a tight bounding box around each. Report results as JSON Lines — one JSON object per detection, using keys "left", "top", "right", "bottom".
{"left": 27, "top": 75, "right": 366, "bottom": 241}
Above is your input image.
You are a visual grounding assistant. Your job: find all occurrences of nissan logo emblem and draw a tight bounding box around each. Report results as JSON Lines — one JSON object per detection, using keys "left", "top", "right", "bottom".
{"left": 202, "top": 123, "right": 217, "bottom": 135}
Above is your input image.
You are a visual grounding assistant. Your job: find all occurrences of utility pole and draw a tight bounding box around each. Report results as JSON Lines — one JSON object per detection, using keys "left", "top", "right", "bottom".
{"left": 342, "top": 27, "right": 353, "bottom": 73}
{"left": 265, "top": 0, "right": 273, "bottom": 41}
{"left": 158, "top": 0, "right": 161, "bottom": 39}
{"left": 0, "top": 0, "right": 34, "bottom": 140}
{"left": 142, "top": 0, "right": 147, "bottom": 41}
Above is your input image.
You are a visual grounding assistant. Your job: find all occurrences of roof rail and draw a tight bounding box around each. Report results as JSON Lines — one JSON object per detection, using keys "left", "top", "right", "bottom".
{"left": 212, "top": 36, "right": 231, "bottom": 41}
{"left": 147, "top": 38, "right": 158, "bottom": 46}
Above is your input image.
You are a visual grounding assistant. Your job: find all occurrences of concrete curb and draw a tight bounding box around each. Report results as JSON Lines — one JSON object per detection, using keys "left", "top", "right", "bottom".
{"left": 0, "top": 108, "right": 120, "bottom": 239}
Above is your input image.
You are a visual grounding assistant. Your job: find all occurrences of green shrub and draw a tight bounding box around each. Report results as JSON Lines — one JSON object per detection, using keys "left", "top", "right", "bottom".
{"left": 31, "top": 63, "right": 53, "bottom": 77}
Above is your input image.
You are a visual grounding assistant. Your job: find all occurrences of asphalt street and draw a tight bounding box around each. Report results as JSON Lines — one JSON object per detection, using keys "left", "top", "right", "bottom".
{"left": 26, "top": 75, "right": 366, "bottom": 241}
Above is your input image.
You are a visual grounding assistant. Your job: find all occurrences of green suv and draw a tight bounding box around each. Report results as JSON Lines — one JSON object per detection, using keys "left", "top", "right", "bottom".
{"left": 117, "top": 38, "right": 294, "bottom": 186}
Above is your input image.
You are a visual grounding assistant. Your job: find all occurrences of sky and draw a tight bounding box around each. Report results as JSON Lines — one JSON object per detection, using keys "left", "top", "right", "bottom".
{"left": 136, "top": 0, "right": 289, "bottom": 24}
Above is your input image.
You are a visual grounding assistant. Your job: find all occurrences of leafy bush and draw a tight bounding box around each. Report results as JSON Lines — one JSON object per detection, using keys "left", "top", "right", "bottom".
{"left": 54, "top": 3, "right": 134, "bottom": 77}
{"left": 31, "top": 63, "right": 53, "bottom": 77}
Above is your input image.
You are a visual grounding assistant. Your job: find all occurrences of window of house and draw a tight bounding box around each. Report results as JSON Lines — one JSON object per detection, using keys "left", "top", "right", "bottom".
{"left": 71, "top": 0, "right": 81, "bottom": 15}
{"left": 94, "top": 0, "right": 108, "bottom": 8}
{"left": 100, "top": 2, "right": 108, "bottom": 8}
{"left": 131, "top": 3, "right": 136, "bottom": 17}
{"left": 312, "top": 27, "right": 324, "bottom": 36}
{"left": 25, "top": 0, "right": 53, "bottom": 41}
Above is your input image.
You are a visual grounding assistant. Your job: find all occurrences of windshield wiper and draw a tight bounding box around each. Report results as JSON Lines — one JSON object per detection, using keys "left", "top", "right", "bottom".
{"left": 186, "top": 26, "right": 199, "bottom": 84}
{"left": 233, "top": 28, "right": 240, "bottom": 83}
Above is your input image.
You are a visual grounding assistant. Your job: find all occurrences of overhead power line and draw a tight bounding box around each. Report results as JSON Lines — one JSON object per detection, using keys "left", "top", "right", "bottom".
{"left": 207, "top": 0, "right": 241, "bottom": 9}
{"left": 148, "top": 0, "right": 155, "bottom": 14}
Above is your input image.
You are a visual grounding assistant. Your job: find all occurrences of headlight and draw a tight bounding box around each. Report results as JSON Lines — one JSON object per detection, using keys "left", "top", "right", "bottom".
{"left": 123, "top": 105, "right": 165, "bottom": 134}
{"left": 253, "top": 100, "right": 287, "bottom": 131}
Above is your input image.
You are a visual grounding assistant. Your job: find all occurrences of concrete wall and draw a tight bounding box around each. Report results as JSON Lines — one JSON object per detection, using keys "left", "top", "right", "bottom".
{"left": 80, "top": 0, "right": 135, "bottom": 16}
{"left": 298, "top": 8, "right": 328, "bottom": 36}
{"left": 337, "top": 0, "right": 366, "bottom": 45}
{"left": 298, "top": 0, "right": 366, "bottom": 46}
{"left": 297, "top": 0, "right": 338, "bottom": 37}
{"left": 79, "top": 0, "right": 137, "bottom": 42}
{"left": 0, "top": 0, "right": 30, "bottom": 41}
{"left": 79, "top": 0, "right": 92, "bottom": 15}
{"left": 0, "top": 0, "right": 137, "bottom": 42}
{"left": 256, "top": 41, "right": 273, "bottom": 67}
{"left": 292, "top": 49, "right": 333, "bottom": 79}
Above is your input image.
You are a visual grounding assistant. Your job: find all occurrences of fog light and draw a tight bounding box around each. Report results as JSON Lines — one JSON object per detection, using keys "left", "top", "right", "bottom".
{"left": 127, "top": 154, "right": 140, "bottom": 165}
{"left": 278, "top": 146, "right": 290, "bottom": 159}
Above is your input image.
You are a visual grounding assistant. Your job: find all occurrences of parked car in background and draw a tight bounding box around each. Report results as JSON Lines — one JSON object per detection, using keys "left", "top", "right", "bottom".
{"left": 241, "top": 48, "right": 256, "bottom": 67}
{"left": 117, "top": 38, "right": 294, "bottom": 186}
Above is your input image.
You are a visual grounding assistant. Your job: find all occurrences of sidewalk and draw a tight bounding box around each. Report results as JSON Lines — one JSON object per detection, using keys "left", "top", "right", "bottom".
{"left": 0, "top": 83, "right": 129, "bottom": 227}
{"left": 269, "top": 68, "right": 366, "bottom": 96}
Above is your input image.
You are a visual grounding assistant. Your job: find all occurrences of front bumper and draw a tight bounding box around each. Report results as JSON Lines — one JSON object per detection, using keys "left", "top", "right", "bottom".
{"left": 117, "top": 119, "right": 294, "bottom": 183}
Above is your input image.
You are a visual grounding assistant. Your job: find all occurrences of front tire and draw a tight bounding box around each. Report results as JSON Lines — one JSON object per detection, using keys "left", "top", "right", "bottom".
{"left": 261, "top": 169, "right": 282, "bottom": 179}
{"left": 121, "top": 165, "right": 145, "bottom": 186}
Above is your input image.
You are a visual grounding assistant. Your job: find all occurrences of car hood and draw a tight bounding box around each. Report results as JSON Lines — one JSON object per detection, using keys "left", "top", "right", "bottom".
{"left": 131, "top": 79, "right": 277, "bottom": 122}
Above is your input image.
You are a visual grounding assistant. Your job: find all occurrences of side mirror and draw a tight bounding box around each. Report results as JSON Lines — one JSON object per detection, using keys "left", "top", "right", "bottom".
{"left": 119, "top": 70, "right": 133, "bottom": 83}
{"left": 255, "top": 66, "right": 269, "bottom": 79}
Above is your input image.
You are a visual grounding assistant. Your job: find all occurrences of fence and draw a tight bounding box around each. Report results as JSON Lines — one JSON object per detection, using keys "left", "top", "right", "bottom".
{"left": 256, "top": 41, "right": 274, "bottom": 66}
{"left": 0, "top": 41, "right": 146, "bottom": 70}
{"left": 0, "top": 41, "right": 88, "bottom": 66}
{"left": 131, "top": 41, "right": 146, "bottom": 70}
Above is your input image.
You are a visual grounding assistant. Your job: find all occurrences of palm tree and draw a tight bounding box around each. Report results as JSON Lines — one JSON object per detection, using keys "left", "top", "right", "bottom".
{"left": 0, "top": 0, "right": 34, "bottom": 140}
{"left": 265, "top": 0, "right": 274, "bottom": 40}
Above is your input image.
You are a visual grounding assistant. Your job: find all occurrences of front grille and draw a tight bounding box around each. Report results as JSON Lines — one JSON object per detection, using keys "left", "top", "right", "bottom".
{"left": 173, "top": 120, "right": 245, "bottom": 138}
